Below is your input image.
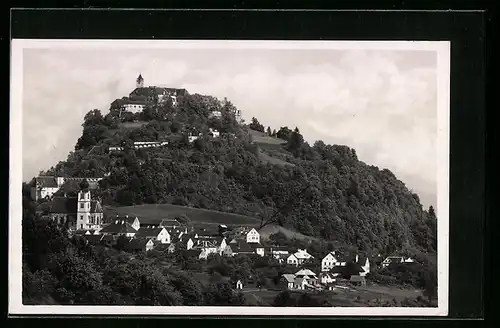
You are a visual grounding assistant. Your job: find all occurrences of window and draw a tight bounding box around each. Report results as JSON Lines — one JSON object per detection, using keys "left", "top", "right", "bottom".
{"left": 80, "top": 224, "right": 83, "bottom": 229}
{"left": 80, "top": 215, "right": 83, "bottom": 222}
{"left": 80, "top": 203, "right": 84, "bottom": 209}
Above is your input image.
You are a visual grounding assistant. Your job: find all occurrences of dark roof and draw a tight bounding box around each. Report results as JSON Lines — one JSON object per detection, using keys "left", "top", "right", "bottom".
{"left": 233, "top": 240, "right": 255, "bottom": 253}
{"left": 63, "top": 178, "right": 100, "bottom": 190}
{"left": 100, "top": 221, "right": 137, "bottom": 234}
{"left": 34, "top": 176, "right": 58, "bottom": 188}
{"left": 110, "top": 215, "right": 138, "bottom": 225}
{"left": 83, "top": 235, "right": 103, "bottom": 245}
{"left": 124, "top": 238, "right": 152, "bottom": 251}
{"left": 135, "top": 227, "right": 165, "bottom": 238}
{"left": 49, "top": 197, "right": 77, "bottom": 214}
{"left": 181, "top": 233, "right": 197, "bottom": 241}
{"left": 138, "top": 217, "right": 163, "bottom": 225}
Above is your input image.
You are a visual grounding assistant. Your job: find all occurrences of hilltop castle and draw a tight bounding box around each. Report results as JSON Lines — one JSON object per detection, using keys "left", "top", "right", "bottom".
{"left": 113, "top": 74, "right": 189, "bottom": 113}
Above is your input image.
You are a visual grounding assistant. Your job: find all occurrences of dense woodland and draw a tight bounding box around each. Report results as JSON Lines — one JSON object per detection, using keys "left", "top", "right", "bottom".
{"left": 23, "top": 91, "right": 438, "bottom": 306}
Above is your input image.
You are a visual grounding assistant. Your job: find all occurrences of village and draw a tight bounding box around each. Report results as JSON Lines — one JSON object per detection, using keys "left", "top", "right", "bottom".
{"left": 32, "top": 175, "right": 417, "bottom": 294}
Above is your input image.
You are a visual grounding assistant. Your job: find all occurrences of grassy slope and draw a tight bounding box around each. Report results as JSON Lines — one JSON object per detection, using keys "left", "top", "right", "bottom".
{"left": 104, "top": 204, "right": 317, "bottom": 242}
{"left": 248, "top": 129, "right": 294, "bottom": 167}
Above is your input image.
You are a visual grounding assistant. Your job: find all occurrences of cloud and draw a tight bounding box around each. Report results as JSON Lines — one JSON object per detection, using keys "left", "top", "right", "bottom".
{"left": 21, "top": 47, "right": 437, "bottom": 207}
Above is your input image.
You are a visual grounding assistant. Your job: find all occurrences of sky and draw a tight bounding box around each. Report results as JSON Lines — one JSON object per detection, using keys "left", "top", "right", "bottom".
{"left": 21, "top": 44, "right": 438, "bottom": 208}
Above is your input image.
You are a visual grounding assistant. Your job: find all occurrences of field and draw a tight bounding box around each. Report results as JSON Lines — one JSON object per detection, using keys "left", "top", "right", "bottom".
{"left": 258, "top": 151, "right": 294, "bottom": 167}
{"left": 248, "top": 129, "right": 287, "bottom": 146}
{"left": 104, "top": 204, "right": 261, "bottom": 227}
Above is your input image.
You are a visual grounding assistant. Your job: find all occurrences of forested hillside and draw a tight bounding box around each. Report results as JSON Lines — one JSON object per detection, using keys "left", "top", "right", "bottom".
{"left": 39, "top": 91, "right": 437, "bottom": 256}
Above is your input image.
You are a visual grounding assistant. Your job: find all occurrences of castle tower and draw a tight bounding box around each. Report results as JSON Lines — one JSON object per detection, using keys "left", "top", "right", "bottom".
{"left": 76, "top": 179, "right": 91, "bottom": 230}
{"left": 136, "top": 74, "right": 144, "bottom": 88}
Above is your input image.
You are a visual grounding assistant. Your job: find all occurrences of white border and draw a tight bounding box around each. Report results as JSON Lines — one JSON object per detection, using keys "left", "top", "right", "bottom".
{"left": 9, "top": 39, "right": 450, "bottom": 317}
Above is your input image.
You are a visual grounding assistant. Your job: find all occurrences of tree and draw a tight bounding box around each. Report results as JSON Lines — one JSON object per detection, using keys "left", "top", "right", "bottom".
{"left": 266, "top": 126, "right": 272, "bottom": 136}
{"left": 249, "top": 117, "right": 265, "bottom": 132}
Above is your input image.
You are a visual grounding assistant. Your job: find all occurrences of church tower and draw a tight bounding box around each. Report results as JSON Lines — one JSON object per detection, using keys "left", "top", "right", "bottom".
{"left": 76, "top": 179, "right": 91, "bottom": 230}
{"left": 136, "top": 74, "right": 144, "bottom": 88}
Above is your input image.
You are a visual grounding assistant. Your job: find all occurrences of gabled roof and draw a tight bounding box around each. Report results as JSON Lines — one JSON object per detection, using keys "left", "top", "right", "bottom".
{"left": 282, "top": 274, "right": 295, "bottom": 283}
{"left": 135, "top": 227, "right": 166, "bottom": 238}
{"left": 49, "top": 197, "right": 77, "bottom": 214}
{"left": 295, "top": 269, "right": 317, "bottom": 277}
{"left": 100, "top": 221, "right": 137, "bottom": 234}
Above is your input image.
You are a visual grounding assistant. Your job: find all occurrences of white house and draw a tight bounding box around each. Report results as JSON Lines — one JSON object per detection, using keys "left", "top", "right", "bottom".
{"left": 209, "top": 110, "right": 222, "bottom": 119}
{"left": 208, "top": 128, "right": 220, "bottom": 138}
{"left": 319, "top": 272, "right": 337, "bottom": 284}
{"left": 282, "top": 274, "right": 296, "bottom": 289}
{"left": 121, "top": 100, "right": 146, "bottom": 113}
{"left": 135, "top": 227, "right": 171, "bottom": 244}
{"left": 188, "top": 134, "right": 201, "bottom": 143}
{"left": 246, "top": 228, "right": 260, "bottom": 244}
{"left": 100, "top": 220, "right": 138, "bottom": 237}
{"left": 236, "top": 280, "right": 243, "bottom": 290}
{"left": 287, "top": 249, "right": 314, "bottom": 266}
{"left": 358, "top": 255, "right": 371, "bottom": 276}
{"left": 321, "top": 251, "right": 339, "bottom": 272}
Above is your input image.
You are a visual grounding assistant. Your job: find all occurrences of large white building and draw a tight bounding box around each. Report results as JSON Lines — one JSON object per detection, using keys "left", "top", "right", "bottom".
{"left": 30, "top": 176, "right": 102, "bottom": 201}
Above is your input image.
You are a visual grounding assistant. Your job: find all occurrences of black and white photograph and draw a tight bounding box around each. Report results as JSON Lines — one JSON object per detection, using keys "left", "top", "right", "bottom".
{"left": 10, "top": 39, "right": 450, "bottom": 316}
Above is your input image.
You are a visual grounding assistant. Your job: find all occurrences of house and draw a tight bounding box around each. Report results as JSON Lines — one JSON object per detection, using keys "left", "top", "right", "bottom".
{"left": 222, "top": 245, "right": 234, "bottom": 257}
{"left": 235, "top": 280, "right": 243, "bottom": 290}
{"left": 319, "top": 272, "right": 337, "bottom": 285}
{"left": 246, "top": 228, "right": 261, "bottom": 244}
{"left": 381, "top": 256, "right": 414, "bottom": 268}
{"left": 123, "top": 238, "right": 155, "bottom": 252}
{"left": 321, "top": 251, "right": 340, "bottom": 272}
{"left": 209, "top": 110, "right": 222, "bottom": 119}
{"left": 167, "top": 243, "right": 176, "bottom": 254}
{"left": 135, "top": 227, "right": 170, "bottom": 244}
{"left": 294, "top": 277, "right": 308, "bottom": 290}
{"left": 110, "top": 215, "right": 141, "bottom": 231}
{"left": 231, "top": 239, "right": 264, "bottom": 257}
{"left": 350, "top": 275, "right": 367, "bottom": 286}
{"left": 267, "top": 246, "right": 289, "bottom": 263}
{"left": 188, "top": 134, "right": 202, "bottom": 143}
{"left": 84, "top": 229, "right": 100, "bottom": 236}
{"left": 180, "top": 233, "right": 197, "bottom": 250}
{"left": 208, "top": 128, "right": 220, "bottom": 138}
{"left": 282, "top": 274, "right": 296, "bottom": 289}
{"left": 287, "top": 249, "right": 314, "bottom": 266}
{"left": 100, "top": 220, "right": 138, "bottom": 237}
{"left": 120, "top": 99, "right": 146, "bottom": 113}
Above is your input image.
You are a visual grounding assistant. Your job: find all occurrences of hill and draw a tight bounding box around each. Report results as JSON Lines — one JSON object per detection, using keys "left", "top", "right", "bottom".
{"left": 39, "top": 90, "right": 437, "bottom": 256}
